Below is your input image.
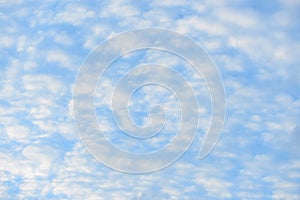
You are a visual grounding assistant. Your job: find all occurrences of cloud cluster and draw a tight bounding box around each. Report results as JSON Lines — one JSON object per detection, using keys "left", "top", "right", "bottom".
{"left": 0, "top": 0, "right": 299, "bottom": 199}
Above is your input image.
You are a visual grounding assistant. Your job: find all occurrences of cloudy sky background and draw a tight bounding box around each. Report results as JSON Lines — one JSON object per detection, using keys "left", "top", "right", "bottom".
{"left": 1, "top": 0, "right": 300, "bottom": 199}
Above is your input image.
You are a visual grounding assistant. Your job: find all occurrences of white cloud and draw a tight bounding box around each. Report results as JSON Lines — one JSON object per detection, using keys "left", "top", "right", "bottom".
{"left": 46, "top": 50, "right": 77, "bottom": 70}
{"left": 195, "top": 177, "right": 232, "bottom": 198}
{"left": 23, "top": 74, "right": 66, "bottom": 94}
{"left": 5, "top": 125, "right": 30, "bottom": 142}
{"left": 22, "top": 144, "right": 60, "bottom": 176}
{"left": 214, "top": 8, "right": 259, "bottom": 29}
{"left": 53, "top": 4, "right": 95, "bottom": 26}
{"left": 100, "top": 0, "right": 140, "bottom": 18}
{"left": 53, "top": 33, "right": 74, "bottom": 46}
{"left": 0, "top": 36, "right": 14, "bottom": 48}
{"left": 176, "top": 16, "right": 228, "bottom": 35}
{"left": 151, "top": 0, "right": 188, "bottom": 7}
{"left": 0, "top": 0, "right": 300, "bottom": 199}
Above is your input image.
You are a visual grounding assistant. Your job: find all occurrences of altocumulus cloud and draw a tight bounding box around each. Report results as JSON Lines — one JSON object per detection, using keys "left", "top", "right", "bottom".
{"left": 0, "top": 0, "right": 300, "bottom": 199}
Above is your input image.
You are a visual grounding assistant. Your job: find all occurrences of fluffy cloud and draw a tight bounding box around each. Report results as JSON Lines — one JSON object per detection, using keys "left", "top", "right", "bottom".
{"left": 0, "top": 0, "right": 299, "bottom": 199}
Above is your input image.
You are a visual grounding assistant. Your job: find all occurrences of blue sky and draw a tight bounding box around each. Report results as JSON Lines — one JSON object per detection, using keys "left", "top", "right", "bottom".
{"left": 1, "top": 0, "right": 300, "bottom": 199}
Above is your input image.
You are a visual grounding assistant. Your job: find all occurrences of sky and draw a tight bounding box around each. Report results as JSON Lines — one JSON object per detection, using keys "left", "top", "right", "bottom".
{"left": 0, "top": 0, "right": 300, "bottom": 199}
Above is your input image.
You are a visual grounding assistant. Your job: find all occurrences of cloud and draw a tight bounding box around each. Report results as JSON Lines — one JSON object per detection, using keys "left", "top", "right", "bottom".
{"left": 0, "top": 0, "right": 300, "bottom": 199}
{"left": 176, "top": 16, "right": 228, "bottom": 36}
{"left": 0, "top": 36, "right": 14, "bottom": 48}
{"left": 46, "top": 50, "right": 78, "bottom": 71}
{"left": 53, "top": 4, "right": 96, "bottom": 26}
{"left": 214, "top": 8, "right": 259, "bottom": 28}
{"left": 5, "top": 125, "right": 30, "bottom": 142}
{"left": 100, "top": 0, "right": 140, "bottom": 18}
